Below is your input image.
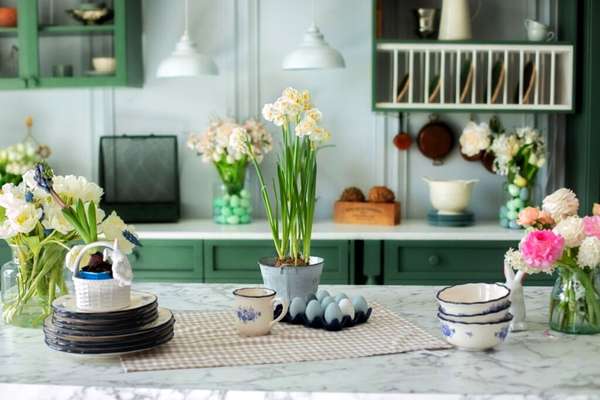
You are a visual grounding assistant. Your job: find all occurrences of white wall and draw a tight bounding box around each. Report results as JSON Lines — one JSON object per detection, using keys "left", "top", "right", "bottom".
{"left": 0, "top": 0, "right": 557, "bottom": 221}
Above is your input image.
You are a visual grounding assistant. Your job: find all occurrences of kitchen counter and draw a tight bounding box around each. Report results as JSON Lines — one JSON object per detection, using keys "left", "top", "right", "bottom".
{"left": 1, "top": 283, "right": 599, "bottom": 400}
{"left": 136, "top": 219, "right": 524, "bottom": 241}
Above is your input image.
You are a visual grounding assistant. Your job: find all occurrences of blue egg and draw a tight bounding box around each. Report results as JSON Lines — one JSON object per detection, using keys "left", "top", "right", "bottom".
{"left": 351, "top": 295, "right": 369, "bottom": 313}
{"left": 506, "top": 199, "right": 517, "bottom": 211}
{"left": 321, "top": 296, "right": 335, "bottom": 309}
{"left": 506, "top": 210, "right": 518, "bottom": 221}
{"left": 305, "top": 300, "right": 323, "bottom": 322}
{"left": 509, "top": 220, "right": 522, "bottom": 230}
{"left": 500, "top": 218, "right": 509, "bottom": 228}
{"left": 499, "top": 206, "right": 508, "bottom": 218}
{"left": 512, "top": 198, "right": 524, "bottom": 210}
{"left": 289, "top": 297, "right": 307, "bottom": 319}
{"left": 334, "top": 293, "right": 348, "bottom": 303}
{"left": 316, "top": 290, "right": 330, "bottom": 302}
{"left": 508, "top": 184, "right": 520, "bottom": 197}
{"left": 519, "top": 187, "right": 530, "bottom": 201}
{"left": 324, "top": 302, "right": 343, "bottom": 324}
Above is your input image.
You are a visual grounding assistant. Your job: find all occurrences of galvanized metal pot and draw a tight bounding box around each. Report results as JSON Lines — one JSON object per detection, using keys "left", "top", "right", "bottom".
{"left": 259, "top": 256, "right": 324, "bottom": 301}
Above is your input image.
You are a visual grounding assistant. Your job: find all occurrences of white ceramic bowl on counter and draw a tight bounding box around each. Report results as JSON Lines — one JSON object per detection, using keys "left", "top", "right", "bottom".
{"left": 438, "top": 312, "right": 513, "bottom": 351}
{"left": 436, "top": 283, "right": 511, "bottom": 316}
{"left": 438, "top": 301, "right": 511, "bottom": 323}
{"left": 423, "top": 177, "right": 478, "bottom": 215}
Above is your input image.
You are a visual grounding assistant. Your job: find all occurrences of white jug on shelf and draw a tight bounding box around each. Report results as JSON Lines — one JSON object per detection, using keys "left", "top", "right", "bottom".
{"left": 438, "top": 0, "right": 480, "bottom": 40}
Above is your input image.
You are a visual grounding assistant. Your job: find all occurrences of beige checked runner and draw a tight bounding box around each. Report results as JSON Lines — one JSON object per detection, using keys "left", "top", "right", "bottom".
{"left": 121, "top": 303, "right": 451, "bottom": 372}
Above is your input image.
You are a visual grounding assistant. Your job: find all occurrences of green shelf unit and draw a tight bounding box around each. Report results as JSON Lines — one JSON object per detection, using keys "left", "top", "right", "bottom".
{"left": 130, "top": 240, "right": 203, "bottom": 283}
{"left": 203, "top": 240, "right": 354, "bottom": 284}
{"left": 383, "top": 240, "right": 554, "bottom": 286}
{"left": 0, "top": 0, "right": 143, "bottom": 90}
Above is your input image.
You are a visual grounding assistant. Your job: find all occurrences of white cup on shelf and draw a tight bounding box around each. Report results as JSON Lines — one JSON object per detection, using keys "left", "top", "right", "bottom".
{"left": 524, "top": 19, "right": 555, "bottom": 42}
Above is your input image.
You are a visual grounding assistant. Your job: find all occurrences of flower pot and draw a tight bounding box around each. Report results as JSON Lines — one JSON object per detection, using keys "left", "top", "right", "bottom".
{"left": 259, "top": 256, "right": 324, "bottom": 301}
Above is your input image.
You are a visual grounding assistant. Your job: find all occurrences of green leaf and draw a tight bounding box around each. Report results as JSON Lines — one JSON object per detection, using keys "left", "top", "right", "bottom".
{"left": 87, "top": 202, "right": 97, "bottom": 242}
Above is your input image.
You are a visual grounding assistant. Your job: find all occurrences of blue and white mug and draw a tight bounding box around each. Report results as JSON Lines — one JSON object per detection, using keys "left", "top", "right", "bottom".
{"left": 233, "top": 287, "right": 289, "bottom": 336}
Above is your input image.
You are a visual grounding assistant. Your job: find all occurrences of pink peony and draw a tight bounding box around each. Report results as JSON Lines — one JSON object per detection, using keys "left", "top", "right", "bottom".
{"left": 583, "top": 216, "right": 600, "bottom": 240}
{"left": 518, "top": 207, "right": 540, "bottom": 226}
{"left": 519, "top": 230, "right": 565, "bottom": 271}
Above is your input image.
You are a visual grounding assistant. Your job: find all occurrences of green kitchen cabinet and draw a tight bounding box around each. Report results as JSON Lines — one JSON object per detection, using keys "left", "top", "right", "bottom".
{"left": 130, "top": 240, "right": 202, "bottom": 283}
{"left": 203, "top": 240, "right": 354, "bottom": 284}
{"left": 0, "top": 0, "right": 142, "bottom": 90}
{"left": 383, "top": 241, "right": 554, "bottom": 286}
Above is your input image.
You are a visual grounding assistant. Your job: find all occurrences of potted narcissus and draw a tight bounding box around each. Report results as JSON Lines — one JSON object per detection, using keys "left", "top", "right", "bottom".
{"left": 239, "top": 87, "right": 331, "bottom": 300}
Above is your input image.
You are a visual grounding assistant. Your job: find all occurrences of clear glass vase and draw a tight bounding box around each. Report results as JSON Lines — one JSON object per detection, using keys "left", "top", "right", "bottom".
{"left": 549, "top": 267, "right": 600, "bottom": 334}
{"left": 1, "top": 244, "right": 68, "bottom": 328}
{"left": 499, "top": 179, "right": 534, "bottom": 229}
{"left": 213, "top": 182, "right": 252, "bottom": 225}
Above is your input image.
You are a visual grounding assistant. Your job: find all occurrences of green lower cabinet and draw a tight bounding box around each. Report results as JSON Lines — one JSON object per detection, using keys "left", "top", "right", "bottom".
{"left": 204, "top": 240, "right": 354, "bottom": 284}
{"left": 383, "top": 241, "right": 554, "bottom": 286}
{"left": 130, "top": 240, "right": 202, "bottom": 282}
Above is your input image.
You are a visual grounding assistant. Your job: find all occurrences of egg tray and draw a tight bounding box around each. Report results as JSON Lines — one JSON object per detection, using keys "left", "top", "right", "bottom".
{"left": 274, "top": 305, "right": 372, "bottom": 332}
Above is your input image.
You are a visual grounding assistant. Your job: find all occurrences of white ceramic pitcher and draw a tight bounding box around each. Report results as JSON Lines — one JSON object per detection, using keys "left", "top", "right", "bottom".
{"left": 438, "top": 0, "right": 480, "bottom": 40}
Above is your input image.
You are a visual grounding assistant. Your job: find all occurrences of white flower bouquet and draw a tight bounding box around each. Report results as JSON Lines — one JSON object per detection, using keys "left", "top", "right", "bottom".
{"left": 0, "top": 163, "right": 139, "bottom": 326}
{"left": 505, "top": 188, "right": 600, "bottom": 334}
{"left": 187, "top": 118, "right": 273, "bottom": 224}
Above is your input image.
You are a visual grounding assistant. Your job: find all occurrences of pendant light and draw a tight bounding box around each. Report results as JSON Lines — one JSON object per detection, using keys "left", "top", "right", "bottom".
{"left": 157, "top": 0, "right": 218, "bottom": 78}
{"left": 282, "top": 0, "right": 345, "bottom": 70}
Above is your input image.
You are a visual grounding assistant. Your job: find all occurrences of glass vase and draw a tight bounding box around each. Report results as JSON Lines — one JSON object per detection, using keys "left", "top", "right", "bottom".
{"left": 212, "top": 161, "right": 252, "bottom": 225}
{"left": 499, "top": 179, "right": 534, "bottom": 229}
{"left": 1, "top": 244, "right": 68, "bottom": 328}
{"left": 549, "top": 267, "right": 600, "bottom": 334}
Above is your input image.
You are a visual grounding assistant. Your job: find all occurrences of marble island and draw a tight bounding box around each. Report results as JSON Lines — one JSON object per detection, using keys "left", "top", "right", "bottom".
{"left": 2, "top": 283, "right": 599, "bottom": 400}
{"left": 135, "top": 219, "right": 525, "bottom": 241}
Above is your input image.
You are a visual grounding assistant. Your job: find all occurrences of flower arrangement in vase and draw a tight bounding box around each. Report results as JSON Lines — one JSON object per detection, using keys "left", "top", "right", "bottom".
{"left": 0, "top": 163, "right": 139, "bottom": 326}
{"left": 459, "top": 117, "right": 546, "bottom": 229}
{"left": 187, "top": 118, "right": 273, "bottom": 225}
{"left": 505, "top": 188, "right": 600, "bottom": 334}
{"left": 240, "top": 87, "right": 331, "bottom": 300}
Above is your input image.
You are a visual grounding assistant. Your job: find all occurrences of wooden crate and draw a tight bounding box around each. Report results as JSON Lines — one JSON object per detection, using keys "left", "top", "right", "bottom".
{"left": 334, "top": 201, "right": 401, "bottom": 226}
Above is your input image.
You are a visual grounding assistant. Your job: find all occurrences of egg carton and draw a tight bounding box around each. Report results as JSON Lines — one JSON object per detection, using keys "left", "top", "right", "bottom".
{"left": 274, "top": 305, "right": 373, "bottom": 332}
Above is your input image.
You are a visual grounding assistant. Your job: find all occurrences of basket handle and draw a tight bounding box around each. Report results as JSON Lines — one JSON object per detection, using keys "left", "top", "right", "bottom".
{"left": 72, "top": 241, "right": 115, "bottom": 278}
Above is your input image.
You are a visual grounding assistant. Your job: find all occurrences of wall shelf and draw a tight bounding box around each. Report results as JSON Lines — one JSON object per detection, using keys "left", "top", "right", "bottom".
{"left": 373, "top": 41, "right": 574, "bottom": 113}
{"left": 38, "top": 25, "right": 115, "bottom": 36}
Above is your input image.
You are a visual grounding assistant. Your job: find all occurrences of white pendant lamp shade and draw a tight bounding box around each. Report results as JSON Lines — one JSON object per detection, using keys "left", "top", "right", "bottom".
{"left": 156, "top": 0, "right": 218, "bottom": 78}
{"left": 283, "top": 24, "right": 345, "bottom": 70}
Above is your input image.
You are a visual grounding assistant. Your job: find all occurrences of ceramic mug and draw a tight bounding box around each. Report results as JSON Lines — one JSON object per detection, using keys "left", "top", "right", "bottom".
{"left": 233, "top": 287, "right": 289, "bottom": 337}
{"left": 524, "top": 19, "right": 555, "bottom": 42}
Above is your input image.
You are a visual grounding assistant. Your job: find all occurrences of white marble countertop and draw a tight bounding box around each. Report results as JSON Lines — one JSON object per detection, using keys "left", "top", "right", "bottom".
{"left": 135, "top": 219, "right": 525, "bottom": 241}
{"left": 2, "top": 283, "right": 599, "bottom": 400}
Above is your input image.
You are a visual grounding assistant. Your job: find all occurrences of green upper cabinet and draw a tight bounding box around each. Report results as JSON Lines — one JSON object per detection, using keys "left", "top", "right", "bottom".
{"left": 0, "top": 0, "right": 142, "bottom": 90}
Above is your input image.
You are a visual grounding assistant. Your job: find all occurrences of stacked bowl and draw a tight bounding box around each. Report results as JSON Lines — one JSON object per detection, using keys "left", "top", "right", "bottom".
{"left": 436, "top": 283, "right": 513, "bottom": 351}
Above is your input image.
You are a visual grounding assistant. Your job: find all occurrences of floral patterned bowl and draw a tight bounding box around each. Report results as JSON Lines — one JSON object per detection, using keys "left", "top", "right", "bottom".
{"left": 436, "top": 283, "right": 510, "bottom": 316}
{"left": 438, "top": 312, "right": 513, "bottom": 351}
{"left": 438, "top": 301, "right": 511, "bottom": 323}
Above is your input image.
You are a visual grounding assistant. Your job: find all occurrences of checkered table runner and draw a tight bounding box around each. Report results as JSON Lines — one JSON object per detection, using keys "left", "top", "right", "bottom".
{"left": 121, "top": 303, "right": 451, "bottom": 372}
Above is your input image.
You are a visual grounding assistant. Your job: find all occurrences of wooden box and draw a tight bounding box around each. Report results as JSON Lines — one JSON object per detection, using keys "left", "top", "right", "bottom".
{"left": 334, "top": 201, "right": 401, "bottom": 226}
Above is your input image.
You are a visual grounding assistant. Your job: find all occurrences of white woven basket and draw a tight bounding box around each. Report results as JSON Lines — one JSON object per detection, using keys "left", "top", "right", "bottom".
{"left": 71, "top": 241, "right": 131, "bottom": 312}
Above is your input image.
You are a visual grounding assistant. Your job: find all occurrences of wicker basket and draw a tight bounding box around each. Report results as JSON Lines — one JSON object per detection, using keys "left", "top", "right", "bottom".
{"left": 71, "top": 241, "right": 131, "bottom": 312}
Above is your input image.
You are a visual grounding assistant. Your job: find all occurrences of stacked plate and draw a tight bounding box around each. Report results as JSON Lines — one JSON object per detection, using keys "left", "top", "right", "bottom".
{"left": 436, "top": 283, "right": 513, "bottom": 351}
{"left": 44, "top": 291, "right": 175, "bottom": 356}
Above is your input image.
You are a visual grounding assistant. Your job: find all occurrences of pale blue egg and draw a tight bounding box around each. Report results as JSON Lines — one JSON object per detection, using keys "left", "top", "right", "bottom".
{"left": 214, "top": 215, "right": 226, "bottom": 224}
{"left": 230, "top": 195, "right": 241, "bottom": 207}
{"left": 221, "top": 207, "right": 233, "bottom": 217}
{"left": 499, "top": 206, "right": 508, "bottom": 218}
{"left": 334, "top": 293, "right": 348, "bottom": 303}
{"left": 506, "top": 210, "right": 518, "bottom": 221}
{"left": 240, "top": 214, "right": 251, "bottom": 224}
{"left": 509, "top": 220, "right": 521, "bottom": 230}
{"left": 506, "top": 199, "right": 517, "bottom": 211}
{"left": 508, "top": 184, "right": 520, "bottom": 197}
{"left": 305, "top": 300, "right": 323, "bottom": 322}
{"left": 226, "top": 215, "right": 240, "bottom": 225}
{"left": 289, "top": 297, "right": 307, "bottom": 319}
{"left": 519, "top": 187, "right": 530, "bottom": 201}
{"left": 352, "top": 295, "right": 369, "bottom": 313}
{"left": 321, "top": 296, "right": 335, "bottom": 309}
{"left": 213, "top": 197, "right": 224, "bottom": 207}
{"left": 233, "top": 207, "right": 246, "bottom": 216}
{"left": 316, "top": 290, "right": 330, "bottom": 302}
{"left": 324, "top": 302, "right": 343, "bottom": 324}
{"left": 513, "top": 198, "right": 524, "bottom": 210}
{"left": 240, "top": 198, "right": 251, "bottom": 209}
{"left": 500, "top": 218, "right": 509, "bottom": 228}
{"left": 240, "top": 189, "right": 251, "bottom": 199}
{"left": 338, "top": 298, "right": 355, "bottom": 319}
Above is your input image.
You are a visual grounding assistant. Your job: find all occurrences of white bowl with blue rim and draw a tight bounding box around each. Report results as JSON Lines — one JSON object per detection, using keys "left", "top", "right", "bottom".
{"left": 436, "top": 283, "right": 510, "bottom": 316}
{"left": 438, "top": 312, "right": 513, "bottom": 351}
{"left": 438, "top": 301, "right": 511, "bottom": 323}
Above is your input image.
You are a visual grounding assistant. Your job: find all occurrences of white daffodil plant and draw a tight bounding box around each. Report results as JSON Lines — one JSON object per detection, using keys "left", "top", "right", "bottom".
{"left": 239, "top": 87, "right": 331, "bottom": 266}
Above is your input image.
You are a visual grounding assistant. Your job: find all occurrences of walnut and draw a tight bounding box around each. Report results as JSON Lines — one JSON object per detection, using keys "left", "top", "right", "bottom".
{"left": 339, "top": 187, "right": 366, "bottom": 202}
{"left": 367, "top": 186, "right": 395, "bottom": 203}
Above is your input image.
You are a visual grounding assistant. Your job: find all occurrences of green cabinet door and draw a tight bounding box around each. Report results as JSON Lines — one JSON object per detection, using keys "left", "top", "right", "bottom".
{"left": 130, "top": 240, "right": 202, "bottom": 282}
{"left": 204, "top": 240, "right": 354, "bottom": 284}
{"left": 383, "top": 240, "right": 553, "bottom": 286}
{"left": 0, "top": 3, "right": 29, "bottom": 90}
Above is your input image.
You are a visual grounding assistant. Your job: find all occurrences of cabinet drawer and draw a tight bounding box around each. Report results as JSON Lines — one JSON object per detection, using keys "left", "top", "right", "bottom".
{"left": 204, "top": 240, "right": 353, "bottom": 284}
{"left": 131, "top": 240, "right": 202, "bottom": 282}
{"left": 384, "top": 240, "right": 553, "bottom": 286}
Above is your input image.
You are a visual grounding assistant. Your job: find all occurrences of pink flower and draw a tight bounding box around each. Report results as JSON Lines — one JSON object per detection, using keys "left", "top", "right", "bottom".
{"left": 519, "top": 230, "right": 565, "bottom": 271}
{"left": 518, "top": 207, "right": 540, "bottom": 226}
{"left": 583, "top": 216, "right": 600, "bottom": 240}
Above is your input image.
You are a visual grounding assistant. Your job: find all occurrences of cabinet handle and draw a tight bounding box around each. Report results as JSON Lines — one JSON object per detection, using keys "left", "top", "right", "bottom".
{"left": 428, "top": 255, "right": 440, "bottom": 266}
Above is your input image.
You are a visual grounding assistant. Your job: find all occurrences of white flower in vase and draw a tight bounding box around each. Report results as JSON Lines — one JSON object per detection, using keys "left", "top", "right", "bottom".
{"left": 7, "top": 203, "right": 42, "bottom": 234}
{"left": 99, "top": 211, "right": 139, "bottom": 255}
{"left": 459, "top": 121, "right": 491, "bottom": 157}
{"left": 578, "top": 237, "right": 600, "bottom": 268}
{"left": 543, "top": 188, "right": 579, "bottom": 222}
{"left": 53, "top": 175, "right": 103, "bottom": 204}
{"left": 553, "top": 216, "right": 586, "bottom": 248}
{"left": 42, "top": 203, "right": 74, "bottom": 235}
